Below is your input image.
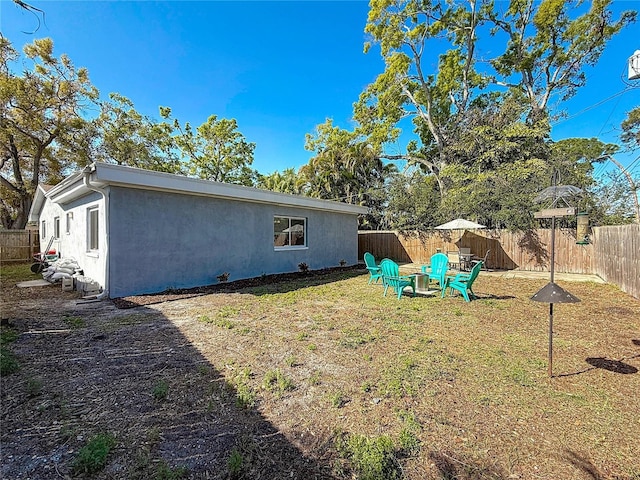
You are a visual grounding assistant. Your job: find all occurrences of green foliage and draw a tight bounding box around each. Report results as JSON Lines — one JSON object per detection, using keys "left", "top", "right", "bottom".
{"left": 63, "top": 315, "right": 86, "bottom": 329}
{"left": 0, "top": 327, "right": 19, "bottom": 376}
{"left": 300, "top": 119, "right": 395, "bottom": 228}
{"left": 262, "top": 369, "right": 294, "bottom": 397}
{"left": 590, "top": 170, "right": 638, "bottom": 225}
{"left": 227, "top": 448, "right": 244, "bottom": 478}
{"left": 95, "top": 93, "right": 183, "bottom": 174}
{"left": 339, "top": 327, "right": 377, "bottom": 349}
{"left": 397, "top": 428, "right": 420, "bottom": 455}
{"left": 0, "top": 346, "right": 20, "bottom": 376}
{"left": 621, "top": 106, "right": 640, "bottom": 151}
{"left": 153, "top": 462, "right": 189, "bottom": 480}
{"left": 198, "top": 312, "right": 236, "bottom": 329}
{"left": 285, "top": 355, "right": 297, "bottom": 367}
{"left": 167, "top": 112, "right": 258, "bottom": 186}
{"left": 329, "top": 390, "right": 346, "bottom": 408}
{"left": 256, "top": 167, "right": 303, "bottom": 194}
{"left": 26, "top": 377, "right": 43, "bottom": 397}
{"left": 1, "top": 37, "right": 98, "bottom": 229}
{"left": 72, "top": 433, "right": 117, "bottom": 475}
{"left": 336, "top": 432, "right": 400, "bottom": 480}
{"left": 153, "top": 380, "right": 169, "bottom": 401}
{"left": 1, "top": 327, "right": 18, "bottom": 344}
{"left": 231, "top": 367, "right": 256, "bottom": 409}
{"left": 349, "top": 0, "right": 636, "bottom": 229}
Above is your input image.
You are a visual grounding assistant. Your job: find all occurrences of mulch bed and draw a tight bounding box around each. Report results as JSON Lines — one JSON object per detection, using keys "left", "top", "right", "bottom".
{"left": 112, "top": 265, "right": 362, "bottom": 309}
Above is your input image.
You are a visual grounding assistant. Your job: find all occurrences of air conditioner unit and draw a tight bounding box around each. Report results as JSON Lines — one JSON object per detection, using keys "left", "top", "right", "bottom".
{"left": 629, "top": 50, "right": 640, "bottom": 81}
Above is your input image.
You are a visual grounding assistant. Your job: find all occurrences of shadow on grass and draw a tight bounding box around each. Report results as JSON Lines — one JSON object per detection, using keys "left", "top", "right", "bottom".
{"left": 585, "top": 357, "right": 638, "bottom": 374}
{"left": 563, "top": 449, "right": 606, "bottom": 480}
{"left": 429, "top": 451, "right": 507, "bottom": 479}
{"left": 556, "top": 345, "right": 639, "bottom": 377}
{"left": 1, "top": 301, "right": 338, "bottom": 479}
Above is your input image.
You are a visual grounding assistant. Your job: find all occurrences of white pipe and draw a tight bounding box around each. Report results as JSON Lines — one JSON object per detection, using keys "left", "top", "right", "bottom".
{"left": 83, "top": 165, "right": 110, "bottom": 299}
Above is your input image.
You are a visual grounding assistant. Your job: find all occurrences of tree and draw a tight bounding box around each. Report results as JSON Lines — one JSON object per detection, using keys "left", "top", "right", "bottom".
{"left": 620, "top": 106, "right": 640, "bottom": 152}
{"left": 384, "top": 169, "right": 440, "bottom": 231}
{"left": 587, "top": 108, "right": 640, "bottom": 224}
{"left": 301, "top": 119, "right": 395, "bottom": 228}
{"left": 166, "top": 111, "right": 258, "bottom": 186}
{"left": 257, "top": 168, "right": 302, "bottom": 195}
{"left": 95, "top": 93, "right": 182, "bottom": 174}
{"left": 354, "top": 0, "right": 635, "bottom": 207}
{"left": 0, "top": 37, "right": 98, "bottom": 229}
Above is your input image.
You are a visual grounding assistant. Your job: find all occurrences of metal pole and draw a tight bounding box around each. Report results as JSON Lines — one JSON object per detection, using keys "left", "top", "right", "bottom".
{"left": 548, "top": 303, "right": 554, "bottom": 377}
{"left": 550, "top": 216, "right": 556, "bottom": 283}
{"left": 549, "top": 215, "right": 556, "bottom": 377}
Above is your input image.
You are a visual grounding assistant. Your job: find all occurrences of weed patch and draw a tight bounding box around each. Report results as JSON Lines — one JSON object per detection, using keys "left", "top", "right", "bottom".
{"left": 0, "top": 327, "right": 19, "bottom": 375}
{"left": 153, "top": 380, "right": 169, "bottom": 401}
{"left": 72, "top": 433, "right": 117, "bottom": 475}
{"left": 263, "top": 369, "right": 294, "bottom": 397}
{"left": 336, "top": 432, "right": 401, "bottom": 480}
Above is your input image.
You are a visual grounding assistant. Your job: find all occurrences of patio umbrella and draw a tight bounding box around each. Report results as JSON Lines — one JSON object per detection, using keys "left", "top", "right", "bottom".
{"left": 434, "top": 218, "right": 486, "bottom": 230}
{"left": 434, "top": 219, "right": 487, "bottom": 261}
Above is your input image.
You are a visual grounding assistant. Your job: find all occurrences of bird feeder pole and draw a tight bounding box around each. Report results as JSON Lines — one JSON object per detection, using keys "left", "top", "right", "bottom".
{"left": 531, "top": 176, "right": 581, "bottom": 377}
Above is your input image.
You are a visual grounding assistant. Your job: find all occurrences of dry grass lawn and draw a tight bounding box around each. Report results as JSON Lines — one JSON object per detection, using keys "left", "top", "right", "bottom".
{"left": 1, "top": 263, "right": 639, "bottom": 479}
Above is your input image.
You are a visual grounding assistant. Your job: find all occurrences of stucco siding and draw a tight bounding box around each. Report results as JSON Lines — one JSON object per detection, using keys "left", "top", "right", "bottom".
{"left": 108, "top": 187, "right": 359, "bottom": 297}
{"left": 38, "top": 191, "right": 107, "bottom": 287}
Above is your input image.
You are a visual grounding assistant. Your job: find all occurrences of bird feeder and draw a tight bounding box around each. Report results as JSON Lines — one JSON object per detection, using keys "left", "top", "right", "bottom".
{"left": 576, "top": 212, "right": 590, "bottom": 244}
{"left": 532, "top": 174, "right": 582, "bottom": 377}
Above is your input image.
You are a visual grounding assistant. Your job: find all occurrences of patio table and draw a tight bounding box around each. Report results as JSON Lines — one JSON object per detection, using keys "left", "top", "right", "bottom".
{"left": 410, "top": 273, "right": 431, "bottom": 294}
{"left": 459, "top": 253, "right": 474, "bottom": 271}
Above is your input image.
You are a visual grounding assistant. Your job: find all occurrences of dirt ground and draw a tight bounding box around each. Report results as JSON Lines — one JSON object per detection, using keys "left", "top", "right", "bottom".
{"left": 1, "top": 265, "right": 639, "bottom": 480}
{"left": 1, "top": 270, "right": 347, "bottom": 480}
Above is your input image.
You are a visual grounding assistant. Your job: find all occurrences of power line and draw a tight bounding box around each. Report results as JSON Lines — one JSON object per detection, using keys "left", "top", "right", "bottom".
{"left": 551, "top": 87, "right": 633, "bottom": 127}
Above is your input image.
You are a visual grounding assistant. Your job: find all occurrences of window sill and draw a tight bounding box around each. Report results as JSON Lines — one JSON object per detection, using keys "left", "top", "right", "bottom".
{"left": 274, "top": 246, "right": 308, "bottom": 252}
{"left": 86, "top": 251, "right": 99, "bottom": 258}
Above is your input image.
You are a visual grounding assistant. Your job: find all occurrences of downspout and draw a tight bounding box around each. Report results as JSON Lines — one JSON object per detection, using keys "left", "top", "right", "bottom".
{"left": 83, "top": 165, "right": 110, "bottom": 299}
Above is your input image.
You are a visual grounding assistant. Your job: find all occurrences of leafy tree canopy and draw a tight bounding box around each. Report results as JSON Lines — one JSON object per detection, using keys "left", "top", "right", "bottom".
{"left": 1, "top": 37, "right": 98, "bottom": 229}
{"left": 1, "top": 37, "right": 260, "bottom": 228}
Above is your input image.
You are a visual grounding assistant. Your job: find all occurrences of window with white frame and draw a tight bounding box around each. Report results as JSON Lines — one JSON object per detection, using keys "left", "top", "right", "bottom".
{"left": 273, "top": 216, "right": 306, "bottom": 248}
{"left": 41, "top": 220, "right": 46, "bottom": 239}
{"left": 66, "top": 212, "right": 72, "bottom": 234}
{"left": 87, "top": 207, "right": 99, "bottom": 251}
{"left": 54, "top": 217, "right": 60, "bottom": 239}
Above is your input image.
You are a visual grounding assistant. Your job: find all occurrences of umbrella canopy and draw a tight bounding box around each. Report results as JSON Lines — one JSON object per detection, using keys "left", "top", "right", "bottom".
{"left": 283, "top": 224, "right": 304, "bottom": 232}
{"left": 434, "top": 218, "right": 486, "bottom": 230}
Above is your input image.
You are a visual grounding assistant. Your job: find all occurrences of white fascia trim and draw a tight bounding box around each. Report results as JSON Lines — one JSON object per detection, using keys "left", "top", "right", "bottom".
{"left": 93, "top": 163, "right": 368, "bottom": 215}
{"left": 27, "top": 184, "right": 49, "bottom": 222}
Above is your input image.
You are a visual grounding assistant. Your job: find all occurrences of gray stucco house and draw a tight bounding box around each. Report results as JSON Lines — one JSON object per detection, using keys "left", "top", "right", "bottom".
{"left": 28, "top": 162, "right": 367, "bottom": 298}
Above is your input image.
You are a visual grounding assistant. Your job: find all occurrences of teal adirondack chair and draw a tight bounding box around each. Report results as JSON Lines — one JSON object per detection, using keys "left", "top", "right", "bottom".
{"left": 441, "top": 261, "right": 483, "bottom": 302}
{"left": 421, "top": 253, "right": 449, "bottom": 289}
{"left": 380, "top": 258, "right": 415, "bottom": 299}
{"left": 364, "top": 252, "right": 383, "bottom": 284}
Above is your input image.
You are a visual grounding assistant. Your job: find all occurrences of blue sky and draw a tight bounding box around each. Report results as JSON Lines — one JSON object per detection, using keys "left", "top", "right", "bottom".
{"left": 2, "top": 0, "right": 639, "bottom": 178}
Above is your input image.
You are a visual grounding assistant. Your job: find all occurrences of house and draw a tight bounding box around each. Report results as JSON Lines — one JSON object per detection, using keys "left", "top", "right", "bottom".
{"left": 28, "top": 162, "right": 367, "bottom": 298}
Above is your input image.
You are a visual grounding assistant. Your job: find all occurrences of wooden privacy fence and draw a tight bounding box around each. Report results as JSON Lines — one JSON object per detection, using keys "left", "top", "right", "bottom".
{"left": 593, "top": 224, "right": 640, "bottom": 300}
{"left": 359, "top": 225, "right": 639, "bottom": 299}
{"left": 0, "top": 230, "right": 40, "bottom": 263}
{"left": 358, "top": 228, "right": 595, "bottom": 273}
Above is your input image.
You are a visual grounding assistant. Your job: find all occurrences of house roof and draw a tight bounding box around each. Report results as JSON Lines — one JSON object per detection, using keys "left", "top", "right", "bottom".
{"left": 29, "top": 162, "right": 368, "bottom": 221}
